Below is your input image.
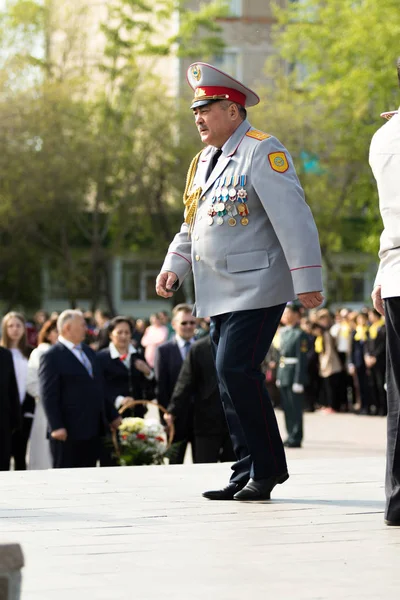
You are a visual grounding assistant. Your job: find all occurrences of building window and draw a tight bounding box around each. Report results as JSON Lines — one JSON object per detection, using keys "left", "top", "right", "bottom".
{"left": 227, "top": 0, "right": 242, "bottom": 17}
{"left": 122, "top": 263, "right": 141, "bottom": 301}
{"left": 122, "top": 261, "right": 162, "bottom": 301}
{"left": 213, "top": 50, "right": 241, "bottom": 79}
{"left": 328, "top": 264, "right": 369, "bottom": 305}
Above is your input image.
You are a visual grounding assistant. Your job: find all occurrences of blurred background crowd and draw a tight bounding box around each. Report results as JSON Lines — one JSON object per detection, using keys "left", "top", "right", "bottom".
{"left": 0, "top": 302, "right": 386, "bottom": 472}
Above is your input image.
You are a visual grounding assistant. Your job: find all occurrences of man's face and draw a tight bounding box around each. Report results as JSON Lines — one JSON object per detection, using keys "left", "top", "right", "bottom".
{"left": 64, "top": 316, "right": 87, "bottom": 344}
{"left": 193, "top": 102, "right": 238, "bottom": 147}
{"left": 283, "top": 308, "right": 299, "bottom": 326}
{"left": 172, "top": 311, "right": 196, "bottom": 341}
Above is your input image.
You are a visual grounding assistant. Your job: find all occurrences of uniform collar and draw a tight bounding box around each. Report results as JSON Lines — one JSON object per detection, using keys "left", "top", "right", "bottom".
{"left": 221, "top": 119, "right": 251, "bottom": 157}
{"left": 199, "top": 119, "right": 251, "bottom": 196}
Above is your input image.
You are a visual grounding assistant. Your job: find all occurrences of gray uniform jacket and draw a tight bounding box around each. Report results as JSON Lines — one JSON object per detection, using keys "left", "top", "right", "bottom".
{"left": 161, "top": 119, "right": 323, "bottom": 317}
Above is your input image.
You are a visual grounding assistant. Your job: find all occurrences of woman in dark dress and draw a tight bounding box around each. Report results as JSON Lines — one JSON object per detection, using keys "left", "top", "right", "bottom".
{"left": 97, "top": 316, "right": 154, "bottom": 465}
{"left": 0, "top": 312, "right": 34, "bottom": 469}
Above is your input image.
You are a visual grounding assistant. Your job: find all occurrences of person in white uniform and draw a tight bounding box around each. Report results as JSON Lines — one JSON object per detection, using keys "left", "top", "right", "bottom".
{"left": 370, "top": 57, "right": 400, "bottom": 526}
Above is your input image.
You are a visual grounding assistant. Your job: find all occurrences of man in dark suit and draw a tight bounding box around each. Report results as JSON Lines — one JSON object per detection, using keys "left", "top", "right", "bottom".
{"left": 166, "top": 335, "right": 235, "bottom": 463}
{"left": 39, "top": 310, "right": 121, "bottom": 468}
{"left": 0, "top": 347, "right": 21, "bottom": 471}
{"left": 154, "top": 304, "right": 196, "bottom": 464}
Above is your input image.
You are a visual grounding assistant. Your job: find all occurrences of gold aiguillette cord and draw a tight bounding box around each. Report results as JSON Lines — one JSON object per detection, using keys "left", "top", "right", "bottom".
{"left": 183, "top": 150, "right": 203, "bottom": 238}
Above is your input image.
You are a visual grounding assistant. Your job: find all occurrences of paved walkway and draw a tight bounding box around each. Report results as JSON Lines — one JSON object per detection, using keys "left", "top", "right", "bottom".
{"left": 1, "top": 412, "right": 396, "bottom": 600}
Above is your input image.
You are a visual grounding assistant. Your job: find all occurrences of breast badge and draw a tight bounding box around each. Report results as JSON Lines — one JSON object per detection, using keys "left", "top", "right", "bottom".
{"left": 268, "top": 152, "right": 289, "bottom": 173}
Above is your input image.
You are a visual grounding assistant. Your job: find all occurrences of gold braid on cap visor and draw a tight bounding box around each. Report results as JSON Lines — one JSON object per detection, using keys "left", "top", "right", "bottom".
{"left": 191, "top": 88, "right": 229, "bottom": 106}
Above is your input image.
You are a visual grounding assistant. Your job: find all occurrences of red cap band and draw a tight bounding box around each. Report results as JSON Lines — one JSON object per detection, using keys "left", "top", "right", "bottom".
{"left": 193, "top": 86, "right": 247, "bottom": 107}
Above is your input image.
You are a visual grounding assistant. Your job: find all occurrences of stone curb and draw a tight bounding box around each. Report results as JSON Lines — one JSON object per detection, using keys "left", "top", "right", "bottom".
{"left": 0, "top": 545, "right": 24, "bottom": 600}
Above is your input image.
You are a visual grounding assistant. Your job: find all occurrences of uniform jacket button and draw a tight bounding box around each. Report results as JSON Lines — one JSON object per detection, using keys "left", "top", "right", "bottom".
{"left": 195, "top": 255, "right": 200, "bottom": 261}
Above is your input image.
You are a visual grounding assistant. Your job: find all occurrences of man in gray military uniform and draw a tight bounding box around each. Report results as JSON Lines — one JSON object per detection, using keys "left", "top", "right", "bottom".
{"left": 156, "top": 62, "right": 323, "bottom": 501}
{"left": 276, "top": 305, "right": 309, "bottom": 449}
{"left": 370, "top": 57, "right": 400, "bottom": 526}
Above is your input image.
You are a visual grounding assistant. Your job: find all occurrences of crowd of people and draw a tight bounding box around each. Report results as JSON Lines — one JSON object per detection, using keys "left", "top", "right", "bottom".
{"left": 265, "top": 305, "right": 386, "bottom": 417}
{"left": 0, "top": 302, "right": 386, "bottom": 472}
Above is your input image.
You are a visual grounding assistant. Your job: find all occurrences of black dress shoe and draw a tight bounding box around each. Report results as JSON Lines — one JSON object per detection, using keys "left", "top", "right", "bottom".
{"left": 385, "top": 519, "right": 400, "bottom": 526}
{"left": 233, "top": 472, "right": 289, "bottom": 501}
{"left": 285, "top": 442, "right": 302, "bottom": 448}
{"left": 202, "top": 482, "right": 245, "bottom": 500}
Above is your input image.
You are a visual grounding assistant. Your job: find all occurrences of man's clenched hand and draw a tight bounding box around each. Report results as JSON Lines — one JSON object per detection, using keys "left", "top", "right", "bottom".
{"left": 156, "top": 271, "right": 178, "bottom": 298}
{"left": 297, "top": 291, "right": 324, "bottom": 309}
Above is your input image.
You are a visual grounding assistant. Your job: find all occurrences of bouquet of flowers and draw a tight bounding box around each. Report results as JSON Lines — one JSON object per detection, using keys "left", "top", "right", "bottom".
{"left": 117, "top": 417, "right": 168, "bottom": 466}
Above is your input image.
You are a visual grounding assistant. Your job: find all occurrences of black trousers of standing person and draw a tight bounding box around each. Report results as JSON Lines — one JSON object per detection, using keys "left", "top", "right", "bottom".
{"left": 356, "top": 364, "right": 371, "bottom": 414}
{"left": 11, "top": 416, "right": 33, "bottom": 470}
{"left": 50, "top": 437, "right": 100, "bottom": 468}
{"left": 194, "top": 433, "right": 235, "bottom": 464}
{"left": 322, "top": 372, "right": 343, "bottom": 412}
{"left": 369, "top": 363, "right": 387, "bottom": 416}
{"left": 210, "top": 305, "right": 288, "bottom": 486}
{"left": 383, "top": 298, "right": 400, "bottom": 522}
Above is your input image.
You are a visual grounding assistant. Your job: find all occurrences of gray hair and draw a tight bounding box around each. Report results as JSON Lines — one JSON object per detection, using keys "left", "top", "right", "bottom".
{"left": 57, "top": 309, "right": 83, "bottom": 334}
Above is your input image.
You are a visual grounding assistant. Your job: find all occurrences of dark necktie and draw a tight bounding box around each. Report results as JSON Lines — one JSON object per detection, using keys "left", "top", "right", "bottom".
{"left": 208, "top": 148, "right": 222, "bottom": 178}
{"left": 183, "top": 341, "right": 191, "bottom": 359}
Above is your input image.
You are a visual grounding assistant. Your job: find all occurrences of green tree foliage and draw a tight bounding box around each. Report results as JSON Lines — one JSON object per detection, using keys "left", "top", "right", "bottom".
{"left": 0, "top": 0, "right": 226, "bottom": 310}
{"left": 253, "top": 0, "right": 400, "bottom": 265}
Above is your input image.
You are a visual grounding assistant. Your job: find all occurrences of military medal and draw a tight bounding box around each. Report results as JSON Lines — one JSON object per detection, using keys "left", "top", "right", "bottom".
{"left": 226, "top": 202, "right": 237, "bottom": 217}
{"left": 228, "top": 217, "right": 237, "bottom": 227}
{"left": 208, "top": 216, "right": 214, "bottom": 225}
{"left": 241, "top": 217, "right": 249, "bottom": 226}
{"left": 237, "top": 204, "right": 249, "bottom": 216}
{"left": 217, "top": 216, "right": 224, "bottom": 225}
{"left": 221, "top": 186, "right": 229, "bottom": 200}
{"left": 228, "top": 175, "right": 238, "bottom": 201}
{"left": 217, "top": 201, "right": 225, "bottom": 212}
{"left": 237, "top": 175, "right": 247, "bottom": 202}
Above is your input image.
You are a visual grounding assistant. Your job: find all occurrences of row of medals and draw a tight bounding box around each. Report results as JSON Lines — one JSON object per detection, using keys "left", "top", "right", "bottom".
{"left": 207, "top": 175, "right": 249, "bottom": 227}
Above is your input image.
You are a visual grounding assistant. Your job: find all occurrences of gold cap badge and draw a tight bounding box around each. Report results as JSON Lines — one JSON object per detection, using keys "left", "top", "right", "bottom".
{"left": 191, "top": 65, "right": 201, "bottom": 81}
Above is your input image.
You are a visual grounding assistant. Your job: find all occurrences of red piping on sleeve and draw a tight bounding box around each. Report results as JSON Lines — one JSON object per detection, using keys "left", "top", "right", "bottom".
{"left": 290, "top": 265, "right": 321, "bottom": 272}
{"left": 168, "top": 252, "right": 192, "bottom": 266}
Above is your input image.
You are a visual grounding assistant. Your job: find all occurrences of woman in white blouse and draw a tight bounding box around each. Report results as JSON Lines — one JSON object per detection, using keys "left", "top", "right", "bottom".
{"left": 0, "top": 312, "right": 34, "bottom": 470}
{"left": 27, "top": 318, "right": 58, "bottom": 470}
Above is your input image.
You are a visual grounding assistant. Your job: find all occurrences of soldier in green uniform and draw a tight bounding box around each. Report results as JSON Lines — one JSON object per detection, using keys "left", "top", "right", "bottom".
{"left": 276, "top": 305, "right": 309, "bottom": 448}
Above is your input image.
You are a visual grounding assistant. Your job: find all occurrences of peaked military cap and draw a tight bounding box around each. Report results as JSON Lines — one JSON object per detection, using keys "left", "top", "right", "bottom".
{"left": 187, "top": 62, "right": 260, "bottom": 109}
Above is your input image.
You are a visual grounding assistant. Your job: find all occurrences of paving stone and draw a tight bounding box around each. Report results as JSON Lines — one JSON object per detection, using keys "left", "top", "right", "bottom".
{"left": 0, "top": 412, "right": 396, "bottom": 600}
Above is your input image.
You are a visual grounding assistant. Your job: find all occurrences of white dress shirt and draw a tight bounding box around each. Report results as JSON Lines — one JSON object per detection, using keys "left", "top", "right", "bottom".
{"left": 58, "top": 335, "right": 89, "bottom": 365}
{"left": 10, "top": 348, "right": 28, "bottom": 405}
{"left": 370, "top": 109, "right": 400, "bottom": 298}
{"left": 109, "top": 343, "right": 154, "bottom": 409}
{"left": 175, "top": 335, "right": 196, "bottom": 361}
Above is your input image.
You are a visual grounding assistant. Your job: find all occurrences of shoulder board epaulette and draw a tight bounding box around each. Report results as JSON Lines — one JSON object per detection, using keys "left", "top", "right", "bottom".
{"left": 246, "top": 130, "right": 271, "bottom": 141}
